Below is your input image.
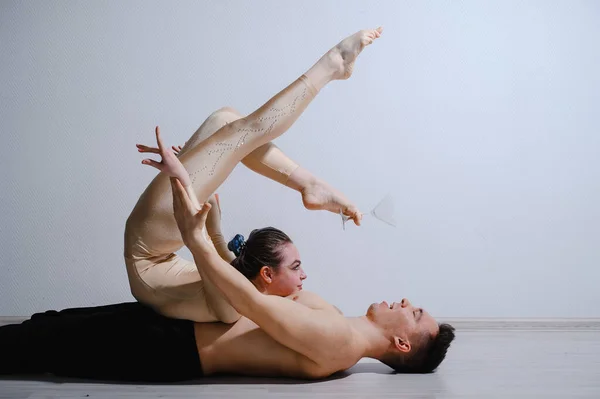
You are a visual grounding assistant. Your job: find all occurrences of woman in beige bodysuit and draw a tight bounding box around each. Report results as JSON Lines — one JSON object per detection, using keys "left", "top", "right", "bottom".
{"left": 124, "top": 27, "right": 382, "bottom": 323}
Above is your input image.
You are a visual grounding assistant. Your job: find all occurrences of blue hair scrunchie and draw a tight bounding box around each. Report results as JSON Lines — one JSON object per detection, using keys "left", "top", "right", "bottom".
{"left": 227, "top": 234, "right": 246, "bottom": 257}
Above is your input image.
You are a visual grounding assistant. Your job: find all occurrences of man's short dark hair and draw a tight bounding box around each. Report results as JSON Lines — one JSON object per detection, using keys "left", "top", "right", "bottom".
{"left": 381, "top": 323, "right": 456, "bottom": 373}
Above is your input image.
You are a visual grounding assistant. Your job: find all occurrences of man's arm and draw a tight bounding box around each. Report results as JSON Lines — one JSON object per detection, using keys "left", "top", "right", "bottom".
{"left": 171, "top": 178, "right": 349, "bottom": 362}
{"left": 192, "top": 251, "right": 347, "bottom": 359}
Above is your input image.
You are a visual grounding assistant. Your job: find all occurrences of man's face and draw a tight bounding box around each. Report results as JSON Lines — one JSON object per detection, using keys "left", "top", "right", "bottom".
{"left": 366, "top": 298, "right": 439, "bottom": 351}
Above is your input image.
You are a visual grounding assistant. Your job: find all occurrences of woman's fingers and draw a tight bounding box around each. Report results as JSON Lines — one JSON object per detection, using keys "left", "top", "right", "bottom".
{"left": 136, "top": 144, "right": 160, "bottom": 154}
{"left": 141, "top": 158, "right": 162, "bottom": 170}
{"left": 155, "top": 126, "right": 167, "bottom": 152}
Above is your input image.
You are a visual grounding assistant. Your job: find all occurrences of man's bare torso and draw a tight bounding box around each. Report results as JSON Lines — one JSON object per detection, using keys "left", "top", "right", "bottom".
{"left": 194, "top": 290, "right": 362, "bottom": 379}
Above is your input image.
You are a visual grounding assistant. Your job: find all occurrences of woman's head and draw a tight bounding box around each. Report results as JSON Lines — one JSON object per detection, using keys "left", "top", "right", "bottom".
{"left": 229, "top": 227, "right": 306, "bottom": 296}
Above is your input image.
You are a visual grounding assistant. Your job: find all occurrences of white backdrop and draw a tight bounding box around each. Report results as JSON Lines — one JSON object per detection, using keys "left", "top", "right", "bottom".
{"left": 1, "top": 1, "right": 598, "bottom": 317}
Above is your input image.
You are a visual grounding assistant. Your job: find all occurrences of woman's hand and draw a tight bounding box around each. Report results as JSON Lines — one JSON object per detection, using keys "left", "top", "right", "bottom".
{"left": 172, "top": 142, "right": 186, "bottom": 156}
{"left": 205, "top": 194, "right": 224, "bottom": 239}
{"left": 137, "top": 126, "right": 192, "bottom": 187}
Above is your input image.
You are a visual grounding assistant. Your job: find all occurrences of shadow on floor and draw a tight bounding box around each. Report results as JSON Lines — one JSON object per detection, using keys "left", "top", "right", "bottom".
{"left": 0, "top": 362, "right": 398, "bottom": 386}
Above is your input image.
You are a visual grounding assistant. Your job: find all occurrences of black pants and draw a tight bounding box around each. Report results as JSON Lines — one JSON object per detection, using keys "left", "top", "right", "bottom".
{"left": 0, "top": 302, "right": 203, "bottom": 382}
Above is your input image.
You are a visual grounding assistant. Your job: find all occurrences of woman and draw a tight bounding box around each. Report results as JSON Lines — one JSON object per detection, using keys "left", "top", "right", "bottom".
{"left": 125, "top": 27, "right": 382, "bottom": 323}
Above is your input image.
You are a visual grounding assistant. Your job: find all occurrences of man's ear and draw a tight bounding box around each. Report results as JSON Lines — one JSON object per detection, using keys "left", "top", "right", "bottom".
{"left": 259, "top": 266, "right": 274, "bottom": 284}
{"left": 393, "top": 336, "right": 411, "bottom": 353}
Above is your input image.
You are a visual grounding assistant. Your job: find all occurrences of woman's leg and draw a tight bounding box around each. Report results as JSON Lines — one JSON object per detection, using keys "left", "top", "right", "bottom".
{"left": 124, "top": 28, "right": 382, "bottom": 323}
{"left": 177, "top": 27, "right": 382, "bottom": 203}
{"left": 243, "top": 143, "right": 362, "bottom": 220}
{"left": 184, "top": 107, "right": 361, "bottom": 223}
{"left": 182, "top": 106, "right": 301, "bottom": 186}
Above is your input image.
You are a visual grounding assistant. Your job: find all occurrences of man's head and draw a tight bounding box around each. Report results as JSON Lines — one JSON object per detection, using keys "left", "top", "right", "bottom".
{"left": 367, "top": 298, "right": 455, "bottom": 373}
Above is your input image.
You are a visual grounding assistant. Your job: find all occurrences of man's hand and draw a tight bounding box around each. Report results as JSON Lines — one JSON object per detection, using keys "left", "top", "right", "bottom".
{"left": 137, "top": 126, "right": 192, "bottom": 187}
{"left": 170, "top": 177, "right": 213, "bottom": 254}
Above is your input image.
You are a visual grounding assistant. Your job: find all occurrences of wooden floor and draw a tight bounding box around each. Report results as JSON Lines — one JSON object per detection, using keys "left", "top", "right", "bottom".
{"left": 1, "top": 323, "right": 599, "bottom": 398}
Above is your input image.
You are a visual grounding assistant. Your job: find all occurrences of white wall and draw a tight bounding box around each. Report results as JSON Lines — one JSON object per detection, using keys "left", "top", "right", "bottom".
{"left": 1, "top": 1, "right": 598, "bottom": 318}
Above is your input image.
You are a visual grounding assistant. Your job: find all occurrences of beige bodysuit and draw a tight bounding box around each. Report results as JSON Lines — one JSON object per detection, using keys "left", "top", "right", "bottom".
{"left": 124, "top": 75, "right": 318, "bottom": 323}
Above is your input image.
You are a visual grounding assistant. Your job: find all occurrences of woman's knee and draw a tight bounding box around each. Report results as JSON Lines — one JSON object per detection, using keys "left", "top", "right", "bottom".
{"left": 209, "top": 107, "right": 244, "bottom": 126}
{"left": 215, "top": 106, "right": 243, "bottom": 117}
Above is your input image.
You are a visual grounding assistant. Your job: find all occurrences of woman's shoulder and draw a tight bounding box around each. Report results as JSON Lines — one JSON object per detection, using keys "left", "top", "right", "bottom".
{"left": 287, "top": 290, "right": 343, "bottom": 315}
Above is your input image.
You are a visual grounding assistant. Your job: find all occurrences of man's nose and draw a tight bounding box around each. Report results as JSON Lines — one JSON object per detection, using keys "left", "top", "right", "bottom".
{"left": 401, "top": 298, "right": 411, "bottom": 308}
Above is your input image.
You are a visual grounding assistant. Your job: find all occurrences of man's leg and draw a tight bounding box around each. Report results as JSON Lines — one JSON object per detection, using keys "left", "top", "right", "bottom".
{"left": 0, "top": 303, "right": 202, "bottom": 382}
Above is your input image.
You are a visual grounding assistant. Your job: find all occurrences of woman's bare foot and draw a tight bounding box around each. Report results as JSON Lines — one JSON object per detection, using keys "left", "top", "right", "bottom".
{"left": 305, "top": 27, "right": 383, "bottom": 89}
{"left": 301, "top": 178, "right": 362, "bottom": 226}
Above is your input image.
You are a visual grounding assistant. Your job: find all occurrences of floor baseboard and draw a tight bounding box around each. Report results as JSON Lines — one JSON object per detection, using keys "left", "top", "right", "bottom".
{"left": 441, "top": 318, "right": 600, "bottom": 331}
{"left": 0, "top": 317, "right": 27, "bottom": 326}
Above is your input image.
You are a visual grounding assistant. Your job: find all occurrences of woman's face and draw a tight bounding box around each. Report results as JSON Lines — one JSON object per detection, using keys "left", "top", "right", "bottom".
{"left": 263, "top": 242, "right": 307, "bottom": 296}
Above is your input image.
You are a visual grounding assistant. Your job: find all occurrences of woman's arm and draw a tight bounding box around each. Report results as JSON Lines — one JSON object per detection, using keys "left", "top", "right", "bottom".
{"left": 205, "top": 194, "right": 236, "bottom": 263}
